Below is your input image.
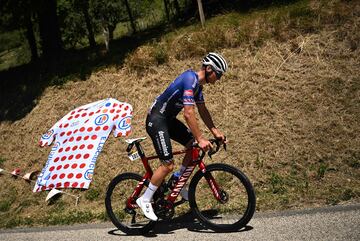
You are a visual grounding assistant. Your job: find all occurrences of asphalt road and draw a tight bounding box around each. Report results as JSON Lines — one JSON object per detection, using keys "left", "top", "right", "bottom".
{"left": 1, "top": 204, "right": 359, "bottom": 241}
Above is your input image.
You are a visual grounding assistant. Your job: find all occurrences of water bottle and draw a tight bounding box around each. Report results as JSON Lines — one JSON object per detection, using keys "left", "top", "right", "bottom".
{"left": 167, "top": 171, "right": 181, "bottom": 190}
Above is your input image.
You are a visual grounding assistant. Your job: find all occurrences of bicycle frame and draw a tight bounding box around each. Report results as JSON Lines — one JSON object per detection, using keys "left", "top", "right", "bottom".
{"left": 126, "top": 141, "right": 223, "bottom": 209}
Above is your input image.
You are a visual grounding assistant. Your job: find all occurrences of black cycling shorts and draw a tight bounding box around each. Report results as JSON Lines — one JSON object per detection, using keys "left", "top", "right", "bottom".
{"left": 146, "top": 112, "right": 193, "bottom": 164}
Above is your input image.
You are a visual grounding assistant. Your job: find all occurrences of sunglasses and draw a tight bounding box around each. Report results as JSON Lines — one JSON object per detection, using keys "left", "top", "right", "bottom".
{"left": 212, "top": 68, "right": 222, "bottom": 79}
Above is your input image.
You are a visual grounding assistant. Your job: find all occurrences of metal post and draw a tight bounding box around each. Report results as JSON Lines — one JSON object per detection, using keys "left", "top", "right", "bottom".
{"left": 196, "top": 0, "right": 205, "bottom": 28}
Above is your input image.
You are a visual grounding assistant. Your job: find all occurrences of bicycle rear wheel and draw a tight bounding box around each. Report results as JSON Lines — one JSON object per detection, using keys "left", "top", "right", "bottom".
{"left": 189, "top": 163, "right": 256, "bottom": 232}
{"left": 105, "top": 172, "right": 155, "bottom": 235}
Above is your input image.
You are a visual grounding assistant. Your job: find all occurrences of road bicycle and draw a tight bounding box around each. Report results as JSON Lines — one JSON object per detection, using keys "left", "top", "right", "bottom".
{"left": 105, "top": 137, "right": 256, "bottom": 234}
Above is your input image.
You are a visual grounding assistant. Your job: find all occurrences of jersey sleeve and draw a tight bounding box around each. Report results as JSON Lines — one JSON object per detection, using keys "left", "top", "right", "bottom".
{"left": 182, "top": 74, "right": 197, "bottom": 106}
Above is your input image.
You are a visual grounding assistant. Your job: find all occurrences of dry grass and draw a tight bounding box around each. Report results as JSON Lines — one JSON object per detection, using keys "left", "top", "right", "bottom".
{"left": 0, "top": 0, "right": 359, "bottom": 228}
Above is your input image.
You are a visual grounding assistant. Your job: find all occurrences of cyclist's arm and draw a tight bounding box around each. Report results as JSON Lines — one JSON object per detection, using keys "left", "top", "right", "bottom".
{"left": 183, "top": 105, "right": 212, "bottom": 150}
{"left": 196, "top": 103, "right": 225, "bottom": 141}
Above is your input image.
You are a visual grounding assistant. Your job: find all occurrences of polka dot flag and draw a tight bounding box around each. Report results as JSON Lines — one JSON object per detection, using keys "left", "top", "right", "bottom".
{"left": 33, "top": 98, "right": 133, "bottom": 192}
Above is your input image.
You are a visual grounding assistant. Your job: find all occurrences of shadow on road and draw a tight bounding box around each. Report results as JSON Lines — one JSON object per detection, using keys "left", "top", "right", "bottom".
{"left": 107, "top": 211, "right": 253, "bottom": 237}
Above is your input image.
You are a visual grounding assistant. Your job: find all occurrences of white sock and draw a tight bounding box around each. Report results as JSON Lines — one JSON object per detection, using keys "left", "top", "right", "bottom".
{"left": 142, "top": 182, "right": 158, "bottom": 202}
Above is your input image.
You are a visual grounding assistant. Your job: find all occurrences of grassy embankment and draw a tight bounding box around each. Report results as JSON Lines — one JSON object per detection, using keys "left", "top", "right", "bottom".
{"left": 0, "top": 0, "right": 359, "bottom": 228}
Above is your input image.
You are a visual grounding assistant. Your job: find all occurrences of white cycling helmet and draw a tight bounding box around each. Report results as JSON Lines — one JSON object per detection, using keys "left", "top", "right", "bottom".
{"left": 202, "top": 52, "right": 228, "bottom": 73}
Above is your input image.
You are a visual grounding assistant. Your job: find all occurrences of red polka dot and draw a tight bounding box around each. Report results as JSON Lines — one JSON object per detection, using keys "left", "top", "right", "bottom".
{"left": 59, "top": 124, "right": 63, "bottom": 128}
{"left": 125, "top": 106, "right": 129, "bottom": 110}
{"left": 76, "top": 154, "right": 82, "bottom": 159}
{"left": 71, "top": 111, "right": 75, "bottom": 115}
{"left": 74, "top": 129, "right": 78, "bottom": 134}
{"left": 75, "top": 114, "right": 80, "bottom": 118}
{"left": 49, "top": 166, "right": 55, "bottom": 171}
{"left": 64, "top": 123, "right": 69, "bottom": 128}
{"left": 95, "top": 126, "right": 101, "bottom": 131}
{"left": 76, "top": 136, "right": 82, "bottom": 141}
{"left": 48, "top": 184, "right": 55, "bottom": 189}
{"left": 113, "top": 103, "right": 118, "bottom": 107}
{"left": 41, "top": 186, "right": 47, "bottom": 191}
{"left": 68, "top": 173, "right": 74, "bottom": 178}
{"left": 116, "top": 110, "right": 121, "bottom": 113}
{"left": 72, "top": 182, "right": 78, "bottom": 188}
{"left": 67, "top": 131, "right": 72, "bottom": 136}
{"left": 56, "top": 182, "right": 62, "bottom": 188}
{"left": 79, "top": 144, "right": 85, "bottom": 149}
{"left": 76, "top": 173, "right": 83, "bottom": 179}
{"left": 65, "top": 147, "right": 70, "bottom": 152}
{"left": 121, "top": 113, "right": 127, "bottom": 117}
{"left": 54, "top": 157, "right": 60, "bottom": 163}
{"left": 71, "top": 163, "right": 78, "bottom": 169}
{"left": 103, "top": 126, "right": 109, "bottom": 131}
{"left": 87, "top": 127, "right": 93, "bottom": 132}
{"left": 110, "top": 109, "right": 115, "bottom": 113}
{"left": 60, "top": 173, "right": 65, "bottom": 179}
{"left": 80, "top": 127, "right": 85, "bottom": 132}
{"left": 80, "top": 163, "right": 86, "bottom": 168}
{"left": 60, "top": 132, "right": 65, "bottom": 137}
{"left": 68, "top": 116, "right": 73, "bottom": 121}
{"left": 77, "top": 109, "right": 82, "bottom": 113}
{"left": 68, "top": 155, "right": 74, "bottom": 160}
{"left": 69, "top": 137, "right": 75, "bottom": 142}
{"left": 56, "top": 165, "right": 62, "bottom": 170}
{"left": 84, "top": 119, "right": 89, "bottom": 123}
{"left": 87, "top": 144, "right": 94, "bottom": 149}
{"left": 89, "top": 112, "right": 94, "bottom": 116}
{"left": 72, "top": 146, "right": 78, "bottom": 151}
{"left": 80, "top": 182, "right": 85, "bottom": 188}
{"left": 103, "top": 109, "right": 108, "bottom": 113}
{"left": 63, "top": 139, "right": 68, "bottom": 144}
{"left": 113, "top": 115, "right": 119, "bottom": 120}
{"left": 61, "top": 156, "right": 67, "bottom": 161}
{"left": 84, "top": 136, "right": 89, "bottom": 141}
{"left": 91, "top": 135, "right": 97, "bottom": 140}
{"left": 52, "top": 174, "right": 58, "bottom": 180}
{"left": 58, "top": 148, "right": 64, "bottom": 153}
{"left": 81, "top": 113, "right": 87, "bottom": 117}
{"left": 64, "top": 164, "right": 70, "bottom": 169}
{"left": 64, "top": 182, "right": 70, "bottom": 188}
{"left": 84, "top": 154, "right": 90, "bottom": 159}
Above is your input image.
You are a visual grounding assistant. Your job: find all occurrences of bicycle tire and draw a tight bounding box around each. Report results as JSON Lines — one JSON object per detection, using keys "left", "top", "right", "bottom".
{"left": 188, "top": 163, "right": 256, "bottom": 232}
{"left": 105, "top": 172, "right": 155, "bottom": 235}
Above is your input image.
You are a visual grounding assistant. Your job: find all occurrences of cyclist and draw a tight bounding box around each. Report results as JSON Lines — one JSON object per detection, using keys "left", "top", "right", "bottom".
{"left": 136, "top": 52, "right": 228, "bottom": 221}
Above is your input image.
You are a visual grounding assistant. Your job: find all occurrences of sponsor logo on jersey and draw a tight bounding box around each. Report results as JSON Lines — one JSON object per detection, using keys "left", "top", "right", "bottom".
{"left": 95, "top": 114, "right": 109, "bottom": 125}
{"left": 42, "top": 129, "right": 54, "bottom": 140}
{"left": 118, "top": 116, "right": 131, "bottom": 130}
{"left": 184, "top": 90, "right": 194, "bottom": 96}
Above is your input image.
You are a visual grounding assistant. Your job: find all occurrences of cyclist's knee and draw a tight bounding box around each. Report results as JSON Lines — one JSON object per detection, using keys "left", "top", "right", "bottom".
{"left": 161, "top": 159, "right": 175, "bottom": 173}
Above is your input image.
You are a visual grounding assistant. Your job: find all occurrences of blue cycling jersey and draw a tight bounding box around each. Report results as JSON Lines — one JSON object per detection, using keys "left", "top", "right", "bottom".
{"left": 151, "top": 70, "right": 204, "bottom": 117}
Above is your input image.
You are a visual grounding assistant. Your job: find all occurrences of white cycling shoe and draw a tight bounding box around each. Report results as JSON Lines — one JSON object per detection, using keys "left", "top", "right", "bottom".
{"left": 136, "top": 196, "right": 158, "bottom": 221}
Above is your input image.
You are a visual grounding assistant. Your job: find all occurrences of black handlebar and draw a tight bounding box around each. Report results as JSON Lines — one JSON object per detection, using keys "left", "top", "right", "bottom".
{"left": 194, "top": 137, "right": 227, "bottom": 160}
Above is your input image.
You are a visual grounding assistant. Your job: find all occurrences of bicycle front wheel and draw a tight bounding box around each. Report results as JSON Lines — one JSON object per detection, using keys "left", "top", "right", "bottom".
{"left": 189, "top": 163, "right": 256, "bottom": 232}
{"left": 105, "top": 172, "right": 155, "bottom": 235}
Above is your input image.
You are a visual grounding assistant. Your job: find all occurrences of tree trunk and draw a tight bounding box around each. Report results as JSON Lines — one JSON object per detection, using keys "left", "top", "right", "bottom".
{"left": 81, "top": 2, "right": 96, "bottom": 48}
{"left": 173, "top": 0, "right": 181, "bottom": 17}
{"left": 123, "top": 0, "right": 136, "bottom": 34}
{"left": 24, "top": 13, "right": 38, "bottom": 61}
{"left": 36, "top": 0, "right": 62, "bottom": 61}
{"left": 163, "top": 0, "right": 170, "bottom": 21}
